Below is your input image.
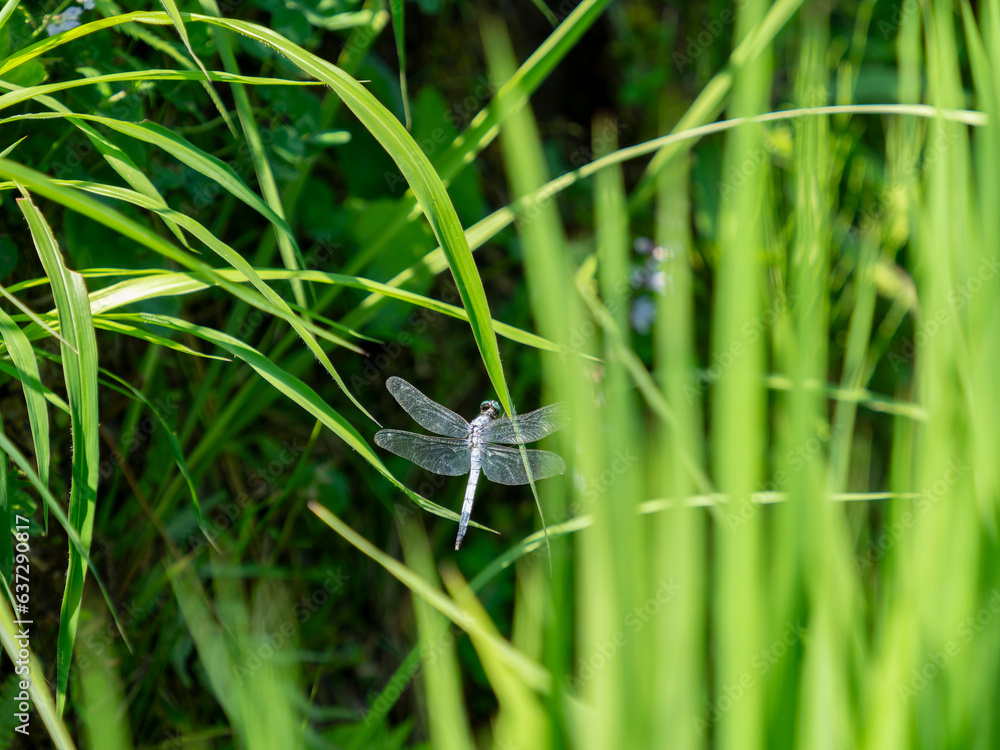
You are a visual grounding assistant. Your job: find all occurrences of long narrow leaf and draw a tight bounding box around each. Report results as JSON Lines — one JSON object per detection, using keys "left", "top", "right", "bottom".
{"left": 17, "top": 191, "right": 101, "bottom": 715}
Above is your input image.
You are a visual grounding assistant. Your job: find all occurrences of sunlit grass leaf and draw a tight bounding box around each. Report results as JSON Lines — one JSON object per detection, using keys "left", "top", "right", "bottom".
{"left": 0, "top": 158, "right": 375, "bottom": 421}
{"left": 397, "top": 518, "right": 474, "bottom": 750}
{"left": 0, "top": 595, "right": 76, "bottom": 750}
{"left": 155, "top": 0, "right": 236, "bottom": 136}
{"left": 0, "top": 308, "right": 51, "bottom": 490}
{"left": 16, "top": 190, "right": 102, "bottom": 715}
{"left": 309, "top": 501, "right": 549, "bottom": 691}
{"left": 7, "top": 10, "right": 518, "bottom": 424}
{"left": 133, "top": 312, "right": 483, "bottom": 527}
{"left": 83, "top": 265, "right": 569, "bottom": 357}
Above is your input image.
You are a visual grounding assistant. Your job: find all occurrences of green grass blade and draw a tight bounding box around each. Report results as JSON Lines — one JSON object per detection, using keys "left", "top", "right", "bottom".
{"left": 155, "top": 0, "right": 235, "bottom": 135}
{"left": 397, "top": 520, "right": 475, "bottom": 750}
{"left": 709, "top": 1, "right": 771, "bottom": 747}
{"left": 195, "top": 0, "right": 309, "bottom": 307}
{"left": 134, "top": 312, "right": 485, "bottom": 529}
{"left": 0, "top": 596, "right": 77, "bottom": 750}
{"left": 309, "top": 501, "right": 550, "bottom": 692}
{"left": 388, "top": 0, "right": 411, "bottom": 129}
{"left": 0, "top": 0, "right": 18, "bottom": 32}
{"left": 0, "top": 308, "right": 50, "bottom": 493}
{"left": 0, "top": 69, "right": 316, "bottom": 111}
{"left": 0, "top": 159, "right": 375, "bottom": 421}
{"left": 0, "top": 112, "right": 299, "bottom": 253}
{"left": 17, "top": 191, "right": 101, "bottom": 716}
{"left": 82, "top": 265, "right": 570, "bottom": 357}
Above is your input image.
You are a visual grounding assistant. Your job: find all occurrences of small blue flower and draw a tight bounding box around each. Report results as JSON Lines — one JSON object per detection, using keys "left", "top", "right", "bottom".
{"left": 631, "top": 296, "right": 657, "bottom": 334}
{"left": 47, "top": 11, "right": 81, "bottom": 34}
{"left": 46, "top": 3, "right": 91, "bottom": 36}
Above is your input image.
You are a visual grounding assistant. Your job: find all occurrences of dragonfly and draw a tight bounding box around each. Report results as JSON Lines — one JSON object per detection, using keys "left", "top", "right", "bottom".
{"left": 375, "top": 376, "right": 567, "bottom": 549}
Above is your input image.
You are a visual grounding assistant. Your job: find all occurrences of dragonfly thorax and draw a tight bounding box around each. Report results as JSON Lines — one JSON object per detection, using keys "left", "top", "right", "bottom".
{"left": 480, "top": 400, "right": 501, "bottom": 419}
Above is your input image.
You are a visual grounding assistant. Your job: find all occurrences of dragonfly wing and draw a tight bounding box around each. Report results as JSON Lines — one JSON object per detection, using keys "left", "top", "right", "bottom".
{"left": 385, "top": 377, "right": 469, "bottom": 438}
{"left": 374, "top": 430, "right": 471, "bottom": 476}
{"left": 481, "top": 444, "right": 566, "bottom": 485}
{"left": 482, "top": 403, "right": 567, "bottom": 444}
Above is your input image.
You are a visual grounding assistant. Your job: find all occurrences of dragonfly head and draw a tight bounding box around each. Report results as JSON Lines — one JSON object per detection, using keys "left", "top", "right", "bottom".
{"left": 480, "top": 399, "right": 502, "bottom": 419}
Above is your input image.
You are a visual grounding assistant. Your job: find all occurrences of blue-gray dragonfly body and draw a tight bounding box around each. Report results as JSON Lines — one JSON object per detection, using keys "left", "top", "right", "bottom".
{"left": 375, "top": 377, "right": 566, "bottom": 549}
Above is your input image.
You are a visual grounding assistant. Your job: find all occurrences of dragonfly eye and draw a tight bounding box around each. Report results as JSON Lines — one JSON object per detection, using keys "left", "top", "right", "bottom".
{"left": 480, "top": 400, "right": 501, "bottom": 417}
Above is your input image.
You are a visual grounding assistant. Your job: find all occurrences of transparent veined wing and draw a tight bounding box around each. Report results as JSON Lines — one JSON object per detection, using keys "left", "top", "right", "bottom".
{"left": 482, "top": 403, "right": 567, "bottom": 444}
{"left": 481, "top": 444, "right": 566, "bottom": 485}
{"left": 385, "top": 376, "right": 469, "bottom": 438}
{"left": 374, "top": 430, "right": 471, "bottom": 476}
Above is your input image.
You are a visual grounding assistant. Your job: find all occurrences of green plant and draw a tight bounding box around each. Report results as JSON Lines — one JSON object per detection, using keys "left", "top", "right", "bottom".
{"left": 1, "top": 1, "right": 998, "bottom": 748}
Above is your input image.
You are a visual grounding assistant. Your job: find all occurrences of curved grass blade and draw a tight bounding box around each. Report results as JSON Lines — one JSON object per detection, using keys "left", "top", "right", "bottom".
{"left": 0, "top": 595, "right": 77, "bottom": 750}
{"left": 309, "top": 501, "right": 549, "bottom": 692}
{"left": 0, "top": 70, "right": 316, "bottom": 112}
{"left": 0, "top": 0, "right": 17, "bottom": 32}
{"left": 133, "top": 312, "right": 490, "bottom": 530}
{"left": 85, "top": 266, "right": 568, "bottom": 357}
{"left": 0, "top": 307, "right": 52, "bottom": 503}
{"left": 17, "top": 190, "right": 101, "bottom": 716}
{"left": 26, "top": 11, "right": 516, "bottom": 425}
{"left": 189, "top": 13, "right": 515, "bottom": 414}
{"left": 155, "top": 0, "right": 236, "bottom": 136}
{"left": 0, "top": 159, "right": 376, "bottom": 421}
{"left": 196, "top": 2, "right": 310, "bottom": 307}
{"left": 46, "top": 181, "right": 363, "bottom": 353}
{"left": 92, "top": 316, "right": 232, "bottom": 360}
{"left": 0, "top": 111, "right": 300, "bottom": 255}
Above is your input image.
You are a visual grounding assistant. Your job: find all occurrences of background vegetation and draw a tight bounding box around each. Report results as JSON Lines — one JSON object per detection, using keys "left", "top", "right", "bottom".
{"left": 0, "top": 0, "right": 998, "bottom": 748}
